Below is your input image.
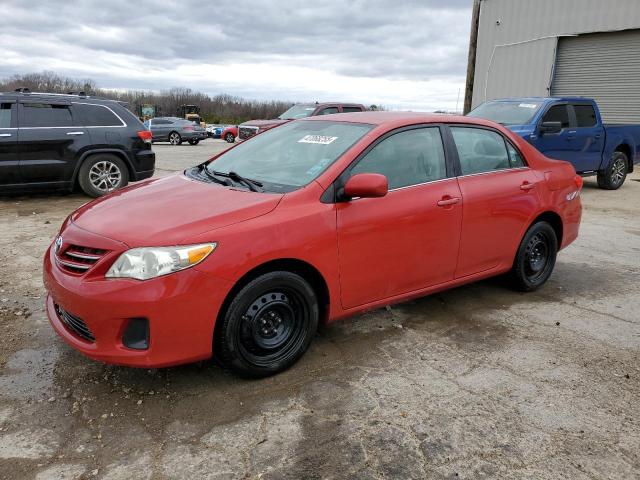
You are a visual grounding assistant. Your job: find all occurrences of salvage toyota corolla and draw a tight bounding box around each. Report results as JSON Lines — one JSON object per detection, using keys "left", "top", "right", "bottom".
{"left": 43, "top": 112, "right": 583, "bottom": 377}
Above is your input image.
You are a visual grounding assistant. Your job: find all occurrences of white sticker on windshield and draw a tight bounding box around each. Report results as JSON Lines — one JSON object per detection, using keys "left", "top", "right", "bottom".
{"left": 298, "top": 135, "right": 338, "bottom": 145}
{"left": 519, "top": 103, "right": 538, "bottom": 108}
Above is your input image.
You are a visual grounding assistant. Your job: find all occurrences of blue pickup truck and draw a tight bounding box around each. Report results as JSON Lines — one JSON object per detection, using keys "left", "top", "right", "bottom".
{"left": 468, "top": 97, "right": 640, "bottom": 189}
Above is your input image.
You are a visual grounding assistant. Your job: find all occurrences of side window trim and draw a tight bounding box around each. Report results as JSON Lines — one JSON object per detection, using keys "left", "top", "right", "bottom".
{"left": 444, "top": 124, "right": 529, "bottom": 178}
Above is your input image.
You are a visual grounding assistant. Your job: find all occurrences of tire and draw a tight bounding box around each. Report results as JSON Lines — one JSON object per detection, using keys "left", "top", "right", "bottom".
{"left": 509, "top": 221, "right": 558, "bottom": 292}
{"left": 188, "top": 139, "right": 200, "bottom": 145}
{"left": 225, "top": 133, "right": 235, "bottom": 143}
{"left": 168, "top": 131, "right": 182, "bottom": 145}
{"left": 215, "top": 271, "right": 319, "bottom": 378}
{"left": 78, "top": 154, "right": 129, "bottom": 198}
{"left": 597, "top": 151, "right": 628, "bottom": 190}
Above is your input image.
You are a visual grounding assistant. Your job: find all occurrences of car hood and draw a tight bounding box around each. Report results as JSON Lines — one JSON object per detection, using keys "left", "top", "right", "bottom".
{"left": 241, "top": 119, "right": 289, "bottom": 129}
{"left": 71, "top": 174, "right": 283, "bottom": 247}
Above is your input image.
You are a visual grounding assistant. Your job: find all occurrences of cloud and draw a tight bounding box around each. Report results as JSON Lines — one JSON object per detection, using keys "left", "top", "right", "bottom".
{"left": 1, "top": 0, "right": 471, "bottom": 111}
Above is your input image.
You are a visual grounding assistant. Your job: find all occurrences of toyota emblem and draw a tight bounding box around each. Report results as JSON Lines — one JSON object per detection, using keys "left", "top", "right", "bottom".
{"left": 54, "top": 236, "right": 63, "bottom": 253}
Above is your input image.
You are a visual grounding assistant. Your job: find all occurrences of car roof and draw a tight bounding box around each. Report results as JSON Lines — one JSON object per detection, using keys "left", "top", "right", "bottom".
{"left": 486, "top": 96, "right": 594, "bottom": 103}
{"left": 303, "top": 110, "right": 499, "bottom": 128}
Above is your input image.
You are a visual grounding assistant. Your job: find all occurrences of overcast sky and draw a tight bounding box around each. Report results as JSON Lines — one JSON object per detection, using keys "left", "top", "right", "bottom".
{"left": 2, "top": 0, "right": 472, "bottom": 111}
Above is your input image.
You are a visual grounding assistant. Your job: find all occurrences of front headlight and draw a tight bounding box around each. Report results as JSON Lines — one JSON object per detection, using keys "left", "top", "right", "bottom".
{"left": 105, "top": 243, "right": 217, "bottom": 280}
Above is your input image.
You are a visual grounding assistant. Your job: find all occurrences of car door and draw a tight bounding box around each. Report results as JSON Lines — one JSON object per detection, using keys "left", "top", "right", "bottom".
{"left": 0, "top": 101, "right": 19, "bottom": 186}
{"left": 450, "top": 125, "right": 541, "bottom": 278}
{"left": 532, "top": 103, "right": 577, "bottom": 162}
{"left": 569, "top": 103, "right": 605, "bottom": 172}
{"left": 18, "top": 101, "right": 90, "bottom": 185}
{"left": 336, "top": 126, "right": 462, "bottom": 309}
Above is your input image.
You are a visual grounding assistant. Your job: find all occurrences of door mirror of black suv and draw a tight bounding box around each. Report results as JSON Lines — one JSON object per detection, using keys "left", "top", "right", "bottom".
{"left": 539, "top": 121, "right": 562, "bottom": 135}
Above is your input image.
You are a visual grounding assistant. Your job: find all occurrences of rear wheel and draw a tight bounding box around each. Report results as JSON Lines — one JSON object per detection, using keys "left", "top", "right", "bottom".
{"left": 169, "top": 131, "right": 182, "bottom": 145}
{"left": 510, "top": 221, "right": 557, "bottom": 292}
{"left": 597, "top": 151, "right": 628, "bottom": 190}
{"left": 225, "top": 133, "right": 235, "bottom": 143}
{"left": 78, "top": 154, "right": 129, "bottom": 197}
{"left": 188, "top": 139, "right": 200, "bottom": 145}
{"left": 215, "top": 271, "right": 319, "bottom": 377}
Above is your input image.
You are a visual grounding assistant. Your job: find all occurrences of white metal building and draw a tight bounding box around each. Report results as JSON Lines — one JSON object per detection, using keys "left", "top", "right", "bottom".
{"left": 466, "top": 0, "right": 640, "bottom": 123}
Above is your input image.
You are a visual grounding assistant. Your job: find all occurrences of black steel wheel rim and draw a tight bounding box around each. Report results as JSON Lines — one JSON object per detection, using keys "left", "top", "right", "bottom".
{"left": 524, "top": 232, "right": 550, "bottom": 281}
{"left": 237, "top": 289, "right": 309, "bottom": 367}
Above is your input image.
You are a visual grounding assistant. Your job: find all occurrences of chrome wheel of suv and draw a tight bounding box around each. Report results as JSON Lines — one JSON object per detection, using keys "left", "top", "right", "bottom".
{"left": 89, "top": 160, "right": 122, "bottom": 193}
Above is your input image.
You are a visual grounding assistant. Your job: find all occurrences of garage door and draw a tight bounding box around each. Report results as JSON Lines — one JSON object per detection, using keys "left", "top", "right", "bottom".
{"left": 551, "top": 29, "right": 640, "bottom": 124}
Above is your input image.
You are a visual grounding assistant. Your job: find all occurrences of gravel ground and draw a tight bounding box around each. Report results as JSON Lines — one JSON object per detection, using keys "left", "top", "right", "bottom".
{"left": 0, "top": 139, "right": 638, "bottom": 479}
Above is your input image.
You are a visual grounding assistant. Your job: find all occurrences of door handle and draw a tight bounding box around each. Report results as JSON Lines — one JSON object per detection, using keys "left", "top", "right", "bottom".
{"left": 437, "top": 196, "right": 460, "bottom": 207}
{"left": 66, "top": 131, "right": 84, "bottom": 136}
{"left": 520, "top": 181, "right": 536, "bottom": 191}
{"left": 0, "top": 133, "right": 11, "bottom": 137}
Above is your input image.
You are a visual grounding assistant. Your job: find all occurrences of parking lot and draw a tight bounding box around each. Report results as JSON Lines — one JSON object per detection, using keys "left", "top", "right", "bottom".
{"left": 0, "top": 139, "right": 639, "bottom": 479}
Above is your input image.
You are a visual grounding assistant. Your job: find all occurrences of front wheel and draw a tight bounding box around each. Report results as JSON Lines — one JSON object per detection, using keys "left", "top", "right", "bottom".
{"left": 225, "top": 133, "right": 235, "bottom": 143}
{"left": 509, "top": 221, "right": 558, "bottom": 292}
{"left": 215, "top": 272, "right": 319, "bottom": 377}
{"left": 597, "top": 151, "right": 628, "bottom": 190}
{"left": 168, "top": 132, "right": 182, "bottom": 146}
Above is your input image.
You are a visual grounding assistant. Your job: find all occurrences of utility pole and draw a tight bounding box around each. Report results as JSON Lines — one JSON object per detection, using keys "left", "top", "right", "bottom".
{"left": 463, "top": 0, "right": 482, "bottom": 114}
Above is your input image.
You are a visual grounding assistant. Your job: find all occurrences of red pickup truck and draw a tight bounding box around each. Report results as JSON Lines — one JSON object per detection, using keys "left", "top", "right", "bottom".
{"left": 237, "top": 102, "right": 366, "bottom": 140}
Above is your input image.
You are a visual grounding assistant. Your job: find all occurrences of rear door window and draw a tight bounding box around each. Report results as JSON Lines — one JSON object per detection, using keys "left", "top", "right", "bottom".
{"left": 73, "top": 103, "right": 124, "bottom": 127}
{"left": 0, "top": 104, "right": 12, "bottom": 128}
{"left": 541, "top": 105, "right": 570, "bottom": 129}
{"left": 21, "top": 103, "right": 73, "bottom": 127}
{"left": 450, "top": 127, "right": 511, "bottom": 175}
{"left": 342, "top": 106, "right": 363, "bottom": 113}
{"left": 573, "top": 104, "right": 597, "bottom": 127}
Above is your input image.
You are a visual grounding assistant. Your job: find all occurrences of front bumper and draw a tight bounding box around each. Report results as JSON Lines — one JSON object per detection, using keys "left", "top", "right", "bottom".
{"left": 43, "top": 227, "right": 233, "bottom": 368}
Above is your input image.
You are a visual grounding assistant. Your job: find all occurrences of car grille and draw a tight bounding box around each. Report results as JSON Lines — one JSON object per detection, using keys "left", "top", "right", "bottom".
{"left": 56, "top": 244, "right": 107, "bottom": 274}
{"left": 55, "top": 304, "right": 95, "bottom": 342}
{"left": 239, "top": 126, "right": 259, "bottom": 140}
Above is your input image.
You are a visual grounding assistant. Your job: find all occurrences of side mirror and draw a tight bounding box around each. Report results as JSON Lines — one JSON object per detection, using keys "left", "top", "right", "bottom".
{"left": 343, "top": 173, "right": 388, "bottom": 199}
{"left": 539, "top": 121, "right": 562, "bottom": 135}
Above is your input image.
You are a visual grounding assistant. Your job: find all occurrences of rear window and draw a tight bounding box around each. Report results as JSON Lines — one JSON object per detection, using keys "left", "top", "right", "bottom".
{"left": 0, "top": 104, "right": 12, "bottom": 128}
{"left": 573, "top": 104, "right": 597, "bottom": 127}
{"left": 73, "top": 103, "right": 124, "bottom": 127}
{"left": 21, "top": 103, "right": 73, "bottom": 127}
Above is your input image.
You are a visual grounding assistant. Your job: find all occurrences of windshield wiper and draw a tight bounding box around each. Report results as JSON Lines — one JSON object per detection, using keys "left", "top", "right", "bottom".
{"left": 210, "top": 170, "right": 263, "bottom": 192}
{"left": 199, "top": 164, "right": 231, "bottom": 186}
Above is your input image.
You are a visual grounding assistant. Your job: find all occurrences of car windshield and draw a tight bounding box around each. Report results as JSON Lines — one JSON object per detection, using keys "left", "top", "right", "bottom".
{"left": 278, "top": 105, "right": 316, "bottom": 120}
{"left": 204, "top": 120, "right": 373, "bottom": 192}
{"left": 467, "top": 101, "right": 543, "bottom": 125}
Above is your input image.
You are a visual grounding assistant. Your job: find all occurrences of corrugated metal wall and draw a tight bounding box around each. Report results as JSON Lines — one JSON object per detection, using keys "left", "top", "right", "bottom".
{"left": 472, "top": 0, "right": 640, "bottom": 108}
{"left": 551, "top": 29, "right": 640, "bottom": 124}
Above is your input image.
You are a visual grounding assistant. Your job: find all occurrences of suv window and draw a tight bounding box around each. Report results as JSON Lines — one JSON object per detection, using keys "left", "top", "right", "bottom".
{"left": 21, "top": 103, "right": 73, "bottom": 128}
{"left": 319, "top": 107, "right": 339, "bottom": 115}
{"left": 351, "top": 127, "right": 446, "bottom": 189}
{"left": 573, "top": 104, "right": 597, "bottom": 127}
{"left": 541, "top": 105, "right": 570, "bottom": 128}
{"left": 73, "top": 103, "right": 123, "bottom": 127}
{"left": 0, "top": 104, "right": 12, "bottom": 128}
{"left": 342, "top": 106, "right": 363, "bottom": 113}
{"left": 451, "top": 127, "right": 511, "bottom": 175}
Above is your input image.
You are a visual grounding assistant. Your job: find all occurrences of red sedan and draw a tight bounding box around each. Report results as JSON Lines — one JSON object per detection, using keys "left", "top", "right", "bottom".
{"left": 43, "top": 112, "right": 582, "bottom": 377}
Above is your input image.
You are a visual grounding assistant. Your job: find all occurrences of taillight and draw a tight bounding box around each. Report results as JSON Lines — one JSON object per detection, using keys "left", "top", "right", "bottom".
{"left": 137, "top": 130, "right": 152, "bottom": 143}
{"left": 183, "top": 126, "right": 194, "bottom": 131}
{"left": 574, "top": 175, "right": 584, "bottom": 190}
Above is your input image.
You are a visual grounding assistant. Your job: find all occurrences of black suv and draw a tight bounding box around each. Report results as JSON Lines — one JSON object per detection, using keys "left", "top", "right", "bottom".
{"left": 0, "top": 90, "right": 155, "bottom": 197}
